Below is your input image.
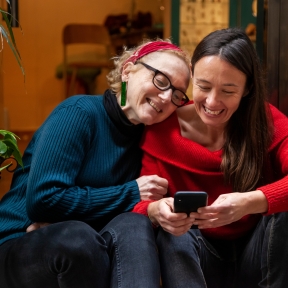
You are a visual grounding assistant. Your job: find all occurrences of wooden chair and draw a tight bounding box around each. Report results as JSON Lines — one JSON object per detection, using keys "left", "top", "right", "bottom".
{"left": 62, "top": 23, "right": 115, "bottom": 98}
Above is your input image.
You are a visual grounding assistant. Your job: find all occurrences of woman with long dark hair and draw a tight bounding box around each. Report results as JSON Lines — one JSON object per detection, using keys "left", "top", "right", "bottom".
{"left": 134, "top": 28, "right": 288, "bottom": 287}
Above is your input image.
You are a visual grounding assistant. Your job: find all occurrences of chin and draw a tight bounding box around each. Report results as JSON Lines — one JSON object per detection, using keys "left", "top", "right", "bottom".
{"left": 143, "top": 120, "right": 155, "bottom": 126}
{"left": 142, "top": 117, "right": 159, "bottom": 126}
{"left": 138, "top": 113, "right": 157, "bottom": 125}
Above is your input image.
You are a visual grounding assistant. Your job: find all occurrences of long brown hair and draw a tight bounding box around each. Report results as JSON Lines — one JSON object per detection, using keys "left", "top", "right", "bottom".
{"left": 191, "top": 28, "right": 273, "bottom": 192}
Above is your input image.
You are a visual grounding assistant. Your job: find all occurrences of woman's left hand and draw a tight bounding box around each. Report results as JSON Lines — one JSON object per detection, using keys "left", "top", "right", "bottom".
{"left": 192, "top": 190, "right": 268, "bottom": 229}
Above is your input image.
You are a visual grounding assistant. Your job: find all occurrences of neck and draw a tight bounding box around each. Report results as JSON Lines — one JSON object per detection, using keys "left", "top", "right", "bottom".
{"left": 177, "top": 104, "right": 226, "bottom": 152}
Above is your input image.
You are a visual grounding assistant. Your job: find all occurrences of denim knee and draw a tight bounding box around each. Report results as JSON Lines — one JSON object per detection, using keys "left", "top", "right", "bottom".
{"left": 37, "top": 220, "right": 107, "bottom": 260}
{"left": 103, "top": 212, "right": 151, "bottom": 230}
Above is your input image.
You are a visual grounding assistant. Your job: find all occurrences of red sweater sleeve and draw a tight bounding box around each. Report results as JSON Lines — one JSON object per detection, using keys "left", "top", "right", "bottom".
{"left": 257, "top": 106, "right": 288, "bottom": 214}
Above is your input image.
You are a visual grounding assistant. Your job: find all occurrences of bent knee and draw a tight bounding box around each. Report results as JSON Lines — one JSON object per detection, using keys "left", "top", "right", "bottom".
{"left": 109, "top": 212, "right": 151, "bottom": 229}
{"left": 43, "top": 221, "right": 105, "bottom": 254}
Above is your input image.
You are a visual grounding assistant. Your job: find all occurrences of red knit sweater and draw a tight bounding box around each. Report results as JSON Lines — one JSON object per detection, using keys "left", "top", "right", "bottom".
{"left": 133, "top": 103, "right": 288, "bottom": 240}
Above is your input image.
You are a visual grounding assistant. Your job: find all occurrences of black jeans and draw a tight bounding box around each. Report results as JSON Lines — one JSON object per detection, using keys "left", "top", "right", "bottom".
{"left": 157, "top": 212, "right": 288, "bottom": 288}
{"left": 0, "top": 213, "right": 160, "bottom": 288}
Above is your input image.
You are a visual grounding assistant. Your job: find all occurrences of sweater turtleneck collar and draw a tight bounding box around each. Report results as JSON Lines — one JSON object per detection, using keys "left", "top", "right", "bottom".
{"left": 103, "top": 89, "right": 144, "bottom": 136}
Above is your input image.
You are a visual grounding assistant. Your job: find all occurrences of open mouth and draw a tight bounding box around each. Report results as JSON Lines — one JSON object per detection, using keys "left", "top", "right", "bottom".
{"left": 147, "top": 99, "right": 162, "bottom": 113}
{"left": 204, "top": 106, "right": 224, "bottom": 116}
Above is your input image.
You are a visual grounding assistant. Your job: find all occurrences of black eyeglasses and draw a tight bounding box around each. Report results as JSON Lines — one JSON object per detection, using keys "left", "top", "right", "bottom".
{"left": 136, "top": 61, "right": 189, "bottom": 107}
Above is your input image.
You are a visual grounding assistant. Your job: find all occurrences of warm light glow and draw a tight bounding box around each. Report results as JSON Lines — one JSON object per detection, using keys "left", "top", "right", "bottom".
{"left": 252, "top": 0, "right": 257, "bottom": 17}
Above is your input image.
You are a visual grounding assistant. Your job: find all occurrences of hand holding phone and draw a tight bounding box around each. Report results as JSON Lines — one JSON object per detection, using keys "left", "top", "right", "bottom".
{"left": 174, "top": 191, "right": 208, "bottom": 228}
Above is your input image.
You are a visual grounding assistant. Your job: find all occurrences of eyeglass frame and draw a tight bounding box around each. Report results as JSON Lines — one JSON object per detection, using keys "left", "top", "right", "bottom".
{"left": 135, "top": 61, "right": 189, "bottom": 107}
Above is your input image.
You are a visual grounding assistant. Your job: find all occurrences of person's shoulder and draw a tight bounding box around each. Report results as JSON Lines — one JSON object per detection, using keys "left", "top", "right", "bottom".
{"left": 147, "top": 110, "right": 178, "bottom": 131}
{"left": 267, "top": 103, "right": 288, "bottom": 144}
{"left": 55, "top": 95, "right": 105, "bottom": 115}
{"left": 61, "top": 95, "right": 103, "bottom": 107}
{"left": 267, "top": 103, "right": 288, "bottom": 124}
{"left": 43, "top": 95, "right": 106, "bottom": 129}
{"left": 176, "top": 100, "right": 195, "bottom": 122}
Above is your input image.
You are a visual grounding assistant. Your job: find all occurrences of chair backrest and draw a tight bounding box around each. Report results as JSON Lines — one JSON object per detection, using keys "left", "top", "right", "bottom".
{"left": 63, "top": 23, "right": 112, "bottom": 47}
{"left": 62, "top": 24, "right": 115, "bottom": 98}
{"left": 63, "top": 23, "right": 115, "bottom": 65}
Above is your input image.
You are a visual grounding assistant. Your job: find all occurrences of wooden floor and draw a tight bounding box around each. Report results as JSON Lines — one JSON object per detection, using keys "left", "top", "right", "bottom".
{"left": 0, "top": 131, "right": 34, "bottom": 199}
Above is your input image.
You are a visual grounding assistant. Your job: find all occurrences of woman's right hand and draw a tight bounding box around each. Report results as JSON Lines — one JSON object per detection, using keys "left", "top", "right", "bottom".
{"left": 147, "top": 198, "right": 195, "bottom": 236}
{"left": 26, "top": 222, "right": 50, "bottom": 233}
{"left": 136, "top": 175, "right": 168, "bottom": 200}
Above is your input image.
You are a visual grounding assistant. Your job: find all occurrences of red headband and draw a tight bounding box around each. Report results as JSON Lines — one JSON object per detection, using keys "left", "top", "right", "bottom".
{"left": 123, "top": 41, "right": 183, "bottom": 66}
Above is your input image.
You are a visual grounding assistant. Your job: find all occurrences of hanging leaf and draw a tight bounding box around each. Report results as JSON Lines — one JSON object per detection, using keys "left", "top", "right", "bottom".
{"left": 0, "top": 130, "right": 23, "bottom": 169}
{"left": 0, "top": 1, "right": 25, "bottom": 173}
{"left": 4, "top": 132, "right": 17, "bottom": 144}
{"left": 0, "top": 141, "right": 8, "bottom": 155}
{"left": 0, "top": 130, "right": 20, "bottom": 139}
{"left": 0, "top": 8, "right": 19, "bottom": 51}
{"left": 0, "top": 4, "right": 25, "bottom": 76}
{"left": 0, "top": 25, "right": 25, "bottom": 76}
{"left": 2, "top": 138, "right": 23, "bottom": 167}
{"left": 0, "top": 163, "right": 12, "bottom": 172}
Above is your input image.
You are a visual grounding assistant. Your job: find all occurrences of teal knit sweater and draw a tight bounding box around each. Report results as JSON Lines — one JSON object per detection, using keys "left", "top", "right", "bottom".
{"left": 0, "top": 94, "right": 143, "bottom": 245}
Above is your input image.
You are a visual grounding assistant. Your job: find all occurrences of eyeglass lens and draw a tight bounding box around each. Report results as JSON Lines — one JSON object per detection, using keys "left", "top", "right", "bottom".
{"left": 153, "top": 73, "right": 188, "bottom": 106}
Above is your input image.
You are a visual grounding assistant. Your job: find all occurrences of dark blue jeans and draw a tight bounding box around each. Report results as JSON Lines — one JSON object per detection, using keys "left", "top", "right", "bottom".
{"left": 157, "top": 212, "right": 288, "bottom": 288}
{"left": 0, "top": 213, "right": 160, "bottom": 288}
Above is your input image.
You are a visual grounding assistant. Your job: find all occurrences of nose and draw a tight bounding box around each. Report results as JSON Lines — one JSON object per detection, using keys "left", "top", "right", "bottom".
{"left": 205, "top": 89, "right": 221, "bottom": 106}
{"left": 158, "top": 89, "right": 172, "bottom": 103}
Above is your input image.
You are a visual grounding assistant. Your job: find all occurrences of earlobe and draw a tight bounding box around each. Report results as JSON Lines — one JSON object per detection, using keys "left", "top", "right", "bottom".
{"left": 243, "top": 84, "right": 253, "bottom": 97}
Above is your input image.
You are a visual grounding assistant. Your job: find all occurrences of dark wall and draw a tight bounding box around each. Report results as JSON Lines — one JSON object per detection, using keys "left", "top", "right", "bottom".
{"left": 267, "top": 0, "right": 288, "bottom": 115}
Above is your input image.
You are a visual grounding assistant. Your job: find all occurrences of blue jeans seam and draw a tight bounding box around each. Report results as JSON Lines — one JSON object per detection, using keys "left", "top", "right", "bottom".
{"left": 197, "top": 236, "right": 209, "bottom": 288}
{"left": 197, "top": 236, "right": 222, "bottom": 260}
{"left": 266, "top": 215, "right": 275, "bottom": 288}
{"left": 107, "top": 228, "right": 122, "bottom": 288}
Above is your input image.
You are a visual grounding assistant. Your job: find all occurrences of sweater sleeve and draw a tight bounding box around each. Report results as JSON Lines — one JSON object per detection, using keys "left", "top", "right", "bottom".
{"left": 26, "top": 104, "right": 140, "bottom": 223}
{"left": 132, "top": 151, "right": 158, "bottom": 215}
{"left": 257, "top": 106, "right": 288, "bottom": 214}
{"left": 258, "top": 137, "right": 288, "bottom": 214}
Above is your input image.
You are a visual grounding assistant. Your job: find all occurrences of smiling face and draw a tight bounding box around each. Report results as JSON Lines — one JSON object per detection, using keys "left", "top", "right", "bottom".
{"left": 192, "top": 55, "right": 247, "bottom": 129}
{"left": 121, "top": 52, "right": 191, "bottom": 125}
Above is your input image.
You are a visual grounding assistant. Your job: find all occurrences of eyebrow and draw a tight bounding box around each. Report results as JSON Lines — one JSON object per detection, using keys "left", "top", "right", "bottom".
{"left": 195, "top": 78, "right": 239, "bottom": 87}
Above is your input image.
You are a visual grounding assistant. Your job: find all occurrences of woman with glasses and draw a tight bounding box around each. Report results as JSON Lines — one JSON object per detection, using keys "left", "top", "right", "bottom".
{"left": 133, "top": 28, "right": 288, "bottom": 287}
{"left": 0, "top": 39, "right": 191, "bottom": 288}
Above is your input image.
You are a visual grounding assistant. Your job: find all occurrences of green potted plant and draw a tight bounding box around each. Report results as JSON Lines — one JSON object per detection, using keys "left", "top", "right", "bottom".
{"left": 0, "top": 130, "right": 23, "bottom": 171}
{"left": 0, "top": 0, "right": 24, "bottom": 172}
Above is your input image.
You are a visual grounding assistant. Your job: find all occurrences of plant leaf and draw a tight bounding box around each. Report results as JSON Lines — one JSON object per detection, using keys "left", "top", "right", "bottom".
{"left": 13, "top": 150, "right": 23, "bottom": 168}
{"left": 0, "top": 130, "right": 20, "bottom": 139}
{"left": 0, "top": 131, "right": 23, "bottom": 168}
{"left": 0, "top": 141, "right": 8, "bottom": 155}
{"left": 0, "top": 5, "right": 23, "bottom": 56}
{"left": 0, "top": 9, "right": 19, "bottom": 54}
{"left": 0, "top": 162, "right": 12, "bottom": 172}
{"left": 4, "top": 133, "right": 17, "bottom": 144}
{"left": 0, "top": 25, "right": 25, "bottom": 76}
{"left": 2, "top": 138, "right": 17, "bottom": 156}
{"left": 2, "top": 138, "right": 23, "bottom": 165}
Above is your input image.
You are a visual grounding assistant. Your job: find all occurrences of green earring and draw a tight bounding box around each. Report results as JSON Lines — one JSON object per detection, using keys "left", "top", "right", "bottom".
{"left": 121, "top": 81, "right": 127, "bottom": 106}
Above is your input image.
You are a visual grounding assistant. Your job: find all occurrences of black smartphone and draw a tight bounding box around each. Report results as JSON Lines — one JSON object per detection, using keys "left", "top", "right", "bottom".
{"left": 174, "top": 191, "right": 208, "bottom": 229}
{"left": 174, "top": 191, "right": 208, "bottom": 215}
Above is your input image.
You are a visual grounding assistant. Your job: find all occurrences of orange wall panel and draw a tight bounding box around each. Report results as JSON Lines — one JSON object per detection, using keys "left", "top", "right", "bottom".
{"left": 1, "top": 0, "right": 165, "bottom": 131}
